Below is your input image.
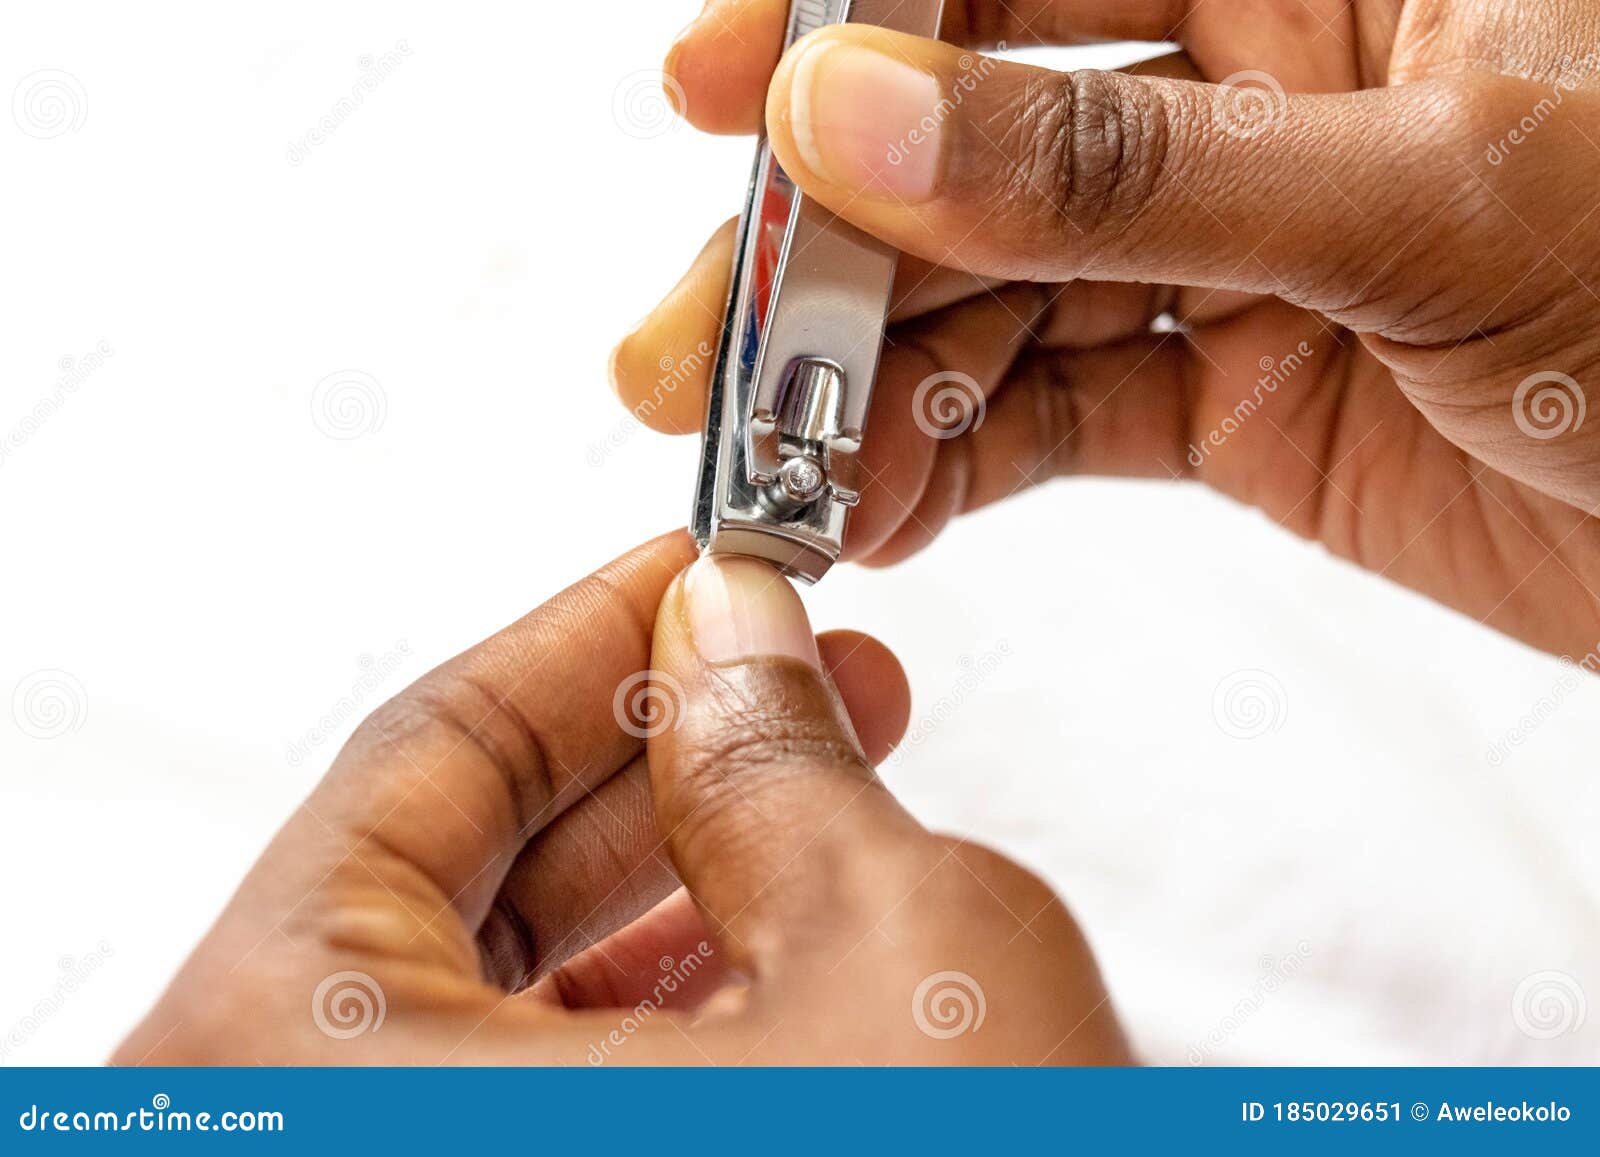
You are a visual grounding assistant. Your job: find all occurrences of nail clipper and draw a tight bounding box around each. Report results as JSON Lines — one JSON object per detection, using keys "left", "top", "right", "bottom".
{"left": 691, "top": 0, "right": 946, "bottom": 583}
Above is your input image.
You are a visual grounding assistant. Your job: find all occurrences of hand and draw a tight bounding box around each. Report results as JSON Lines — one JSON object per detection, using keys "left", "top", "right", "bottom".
{"left": 614, "top": 1, "right": 1600, "bottom": 660}
{"left": 115, "top": 533, "right": 1127, "bottom": 1065}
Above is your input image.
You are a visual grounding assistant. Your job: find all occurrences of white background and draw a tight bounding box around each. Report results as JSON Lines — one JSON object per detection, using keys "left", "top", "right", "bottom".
{"left": 3, "top": 2, "right": 1596, "bottom": 1066}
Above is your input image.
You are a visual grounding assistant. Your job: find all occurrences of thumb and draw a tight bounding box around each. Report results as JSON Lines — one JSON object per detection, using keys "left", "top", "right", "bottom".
{"left": 764, "top": 25, "right": 1491, "bottom": 325}
{"left": 647, "top": 555, "right": 923, "bottom": 969}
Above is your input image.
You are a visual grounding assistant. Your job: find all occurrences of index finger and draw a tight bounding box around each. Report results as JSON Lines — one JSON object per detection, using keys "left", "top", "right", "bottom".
{"left": 251, "top": 532, "right": 695, "bottom": 941}
{"left": 666, "top": 0, "right": 1193, "bottom": 136}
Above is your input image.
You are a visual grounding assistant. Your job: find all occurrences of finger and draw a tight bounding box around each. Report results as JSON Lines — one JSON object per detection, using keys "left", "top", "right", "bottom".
{"left": 664, "top": 0, "right": 786, "bottom": 135}
{"left": 610, "top": 218, "right": 736, "bottom": 435}
{"left": 858, "top": 434, "right": 970, "bottom": 568}
{"left": 527, "top": 888, "right": 730, "bottom": 1012}
{"left": 610, "top": 226, "right": 1002, "bottom": 437}
{"left": 476, "top": 754, "right": 673, "bottom": 991}
{"left": 763, "top": 26, "right": 1490, "bottom": 323}
{"left": 850, "top": 277, "right": 1180, "bottom": 562}
{"left": 648, "top": 556, "right": 926, "bottom": 967}
{"left": 843, "top": 283, "right": 1049, "bottom": 559}
{"left": 664, "top": 0, "right": 1201, "bottom": 136}
{"left": 950, "top": 299, "right": 1387, "bottom": 539}
{"left": 283, "top": 532, "right": 696, "bottom": 946}
{"left": 476, "top": 627, "right": 912, "bottom": 988}
{"left": 613, "top": 272, "right": 1048, "bottom": 562}
{"left": 949, "top": 304, "right": 1600, "bottom": 657}
{"left": 1388, "top": 1, "right": 1589, "bottom": 87}
{"left": 816, "top": 629, "right": 909, "bottom": 762}
{"left": 875, "top": 300, "right": 1339, "bottom": 557}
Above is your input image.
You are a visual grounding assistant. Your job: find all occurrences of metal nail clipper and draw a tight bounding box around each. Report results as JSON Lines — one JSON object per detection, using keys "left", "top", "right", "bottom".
{"left": 691, "top": 0, "right": 946, "bottom": 584}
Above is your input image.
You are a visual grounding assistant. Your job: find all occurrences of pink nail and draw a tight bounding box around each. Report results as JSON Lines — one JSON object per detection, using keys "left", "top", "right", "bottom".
{"left": 684, "top": 556, "right": 821, "bottom": 668}
{"left": 787, "top": 37, "right": 944, "bottom": 201}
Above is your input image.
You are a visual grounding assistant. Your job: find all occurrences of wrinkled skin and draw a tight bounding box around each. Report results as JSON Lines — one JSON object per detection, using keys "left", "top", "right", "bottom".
{"left": 116, "top": 536, "right": 1128, "bottom": 1065}
{"left": 615, "top": 0, "right": 1600, "bottom": 659}
{"left": 117, "top": 0, "right": 1600, "bottom": 1068}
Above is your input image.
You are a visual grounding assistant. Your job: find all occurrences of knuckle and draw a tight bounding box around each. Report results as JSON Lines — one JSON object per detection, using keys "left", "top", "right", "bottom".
{"left": 947, "top": 838, "right": 1053, "bottom": 905}
{"left": 1408, "top": 74, "right": 1557, "bottom": 192}
{"left": 680, "top": 665, "right": 865, "bottom": 782}
{"left": 919, "top": 837, "right": 1065, "bottom": 934}
{"left": 1359, "top": 75, "right": 1589, "bottom": 335}
{"left": 1427, "top": 73, "right": 1534, "bottom": 150}
{"left": 679, "top": 698, "right": 863, "bottom": 790}
{"left": 998, "top": 68, "right": 1169, "bottom": 245}
{"left": 662, "top": 687, "right": 868, "bottom": 858}
{"left": 353, "top": 675, "right": 556, "bottom": 828}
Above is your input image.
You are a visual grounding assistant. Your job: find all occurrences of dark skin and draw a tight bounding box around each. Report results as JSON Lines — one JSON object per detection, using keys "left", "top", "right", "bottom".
{"left": 118, "top": 0, "right": 1597, "bottom": 1065}
{"left": 616, "top": 0, "right": 1600, "bottom": 660}
{"left": 116, "top": 536, "right": 1129, "bottom": 1065}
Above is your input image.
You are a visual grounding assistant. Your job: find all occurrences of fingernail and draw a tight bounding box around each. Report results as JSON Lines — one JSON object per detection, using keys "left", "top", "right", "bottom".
{"left": 786, "top": 36, "right": 944, "bottom": 201}
{"left": 684, "top": 555, "right": 821, "bottom": 668}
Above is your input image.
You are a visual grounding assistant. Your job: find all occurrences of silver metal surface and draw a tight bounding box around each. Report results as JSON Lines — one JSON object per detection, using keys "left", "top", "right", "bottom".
{"left": 691, "top": 0, "right": 946, "bottom": 584}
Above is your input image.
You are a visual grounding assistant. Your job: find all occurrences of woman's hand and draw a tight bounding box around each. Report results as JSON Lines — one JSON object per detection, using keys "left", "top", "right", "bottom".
{"left": 614, "top": 0, "right": 1600, "bottom": 660}
{"left": 115, "top": 533, "right": 1127, "bottom": 1065}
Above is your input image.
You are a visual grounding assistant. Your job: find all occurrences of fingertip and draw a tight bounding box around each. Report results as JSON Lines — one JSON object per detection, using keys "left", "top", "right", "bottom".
{"left": 817, "top": 629, "right": 911, "bottom": 765}
{"left": 680, "top": 555, "right": 821, "bottom": 671}
{"left": 767, "top": 25, "right": 949, "bottom": 206}
{"left": 609, "top": 219, "right": 736, "bottom": 435}
{"left": 666, "top": 0, "right": 785, "bottom": 135}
